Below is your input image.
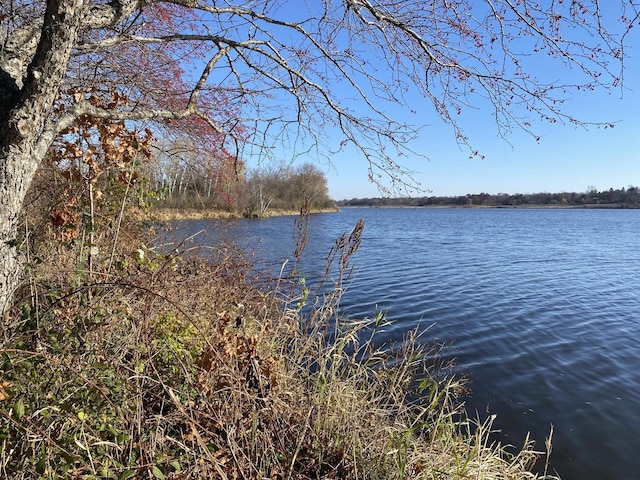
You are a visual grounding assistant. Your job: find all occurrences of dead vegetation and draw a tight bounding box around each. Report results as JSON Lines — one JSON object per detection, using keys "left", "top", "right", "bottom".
{"left": 1, "top": 178, "right": 556, "bottom": 478}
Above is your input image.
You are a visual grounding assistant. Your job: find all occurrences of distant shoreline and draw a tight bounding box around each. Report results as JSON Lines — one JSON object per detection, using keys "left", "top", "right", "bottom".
{"left": 338, "top": 203, "right": 637, "bottom": 210}
{"left": 337, "top": 187, "right": 640, "bottom": 209}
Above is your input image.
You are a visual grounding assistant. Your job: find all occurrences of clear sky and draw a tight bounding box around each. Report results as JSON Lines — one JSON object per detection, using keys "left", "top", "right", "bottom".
{"left": 325, "top": 80, "right": 640, "bottom": 200}
{"left": 316, "top": 15, "right": 640, "bottom": 200}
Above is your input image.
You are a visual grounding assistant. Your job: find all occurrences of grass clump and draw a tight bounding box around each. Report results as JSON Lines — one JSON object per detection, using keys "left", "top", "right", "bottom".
{"left": 1, "top": 211, "right": 556, "bottom": 479}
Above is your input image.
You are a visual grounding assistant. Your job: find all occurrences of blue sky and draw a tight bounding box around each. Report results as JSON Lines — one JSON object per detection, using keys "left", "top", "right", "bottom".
{"left": 316, "top": 12, "right": 640, "bottom": 200}
{"left": 325, "top": 77, "right": 640, "bottom": 199}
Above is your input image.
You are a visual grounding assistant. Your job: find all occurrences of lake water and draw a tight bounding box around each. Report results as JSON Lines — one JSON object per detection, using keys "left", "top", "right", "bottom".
{"left": 162, "top": 208, "right": 640, "bottom": 480}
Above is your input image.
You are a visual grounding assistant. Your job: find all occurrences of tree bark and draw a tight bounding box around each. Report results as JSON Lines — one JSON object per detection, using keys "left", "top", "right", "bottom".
{"left": 0, "top": 0, "right": 83, "bottom": 314}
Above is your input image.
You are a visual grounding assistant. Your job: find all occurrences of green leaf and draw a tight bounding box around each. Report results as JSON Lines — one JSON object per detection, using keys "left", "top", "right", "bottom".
{"left": 35, "top": 457, "right": 46, "bottom": 474}
{"left": 14, "top": 399, "right": 25, "bottom": 420}
{"left": 116, "top": 433, "right": 131, "bottom": 444}
{"left": 151, "top": 465, "right": 165, "bottom": 479}
{"left": 118, "top": 470, "right": 137, "bottom": 480}
{"left": 154, "top": 453, "right": 167, "bottom": 462}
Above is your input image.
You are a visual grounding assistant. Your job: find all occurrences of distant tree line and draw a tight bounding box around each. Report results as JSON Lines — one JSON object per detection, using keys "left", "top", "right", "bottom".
{"left": 338, "top": 187, "right": 640, "bottom": 208}
{"left": 147, "top": 153, "right": 336, "bottom": 215}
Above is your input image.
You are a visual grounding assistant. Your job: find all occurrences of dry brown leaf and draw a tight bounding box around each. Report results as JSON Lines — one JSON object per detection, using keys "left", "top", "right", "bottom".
{"left": 0, "top": 381, "right": 13, "bottom": 401}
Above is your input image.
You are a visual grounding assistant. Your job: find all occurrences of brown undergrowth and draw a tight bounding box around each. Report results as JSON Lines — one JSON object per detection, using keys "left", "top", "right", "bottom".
{"left": 1, "top": 202, "right": 557, "bottom": 479}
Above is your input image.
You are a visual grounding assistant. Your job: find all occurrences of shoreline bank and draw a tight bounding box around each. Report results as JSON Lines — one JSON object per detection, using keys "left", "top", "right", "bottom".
{"left": 152, "top": 207, "right": 340, "bottom": 221}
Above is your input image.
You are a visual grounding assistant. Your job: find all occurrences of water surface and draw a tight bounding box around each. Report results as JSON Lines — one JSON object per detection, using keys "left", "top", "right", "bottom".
{"left": 164, "top": 208, "right": 640, "bottom": 480}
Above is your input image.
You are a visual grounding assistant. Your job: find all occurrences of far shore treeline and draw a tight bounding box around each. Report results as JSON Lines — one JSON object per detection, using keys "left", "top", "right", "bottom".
{"left": 338, "top": 186, "right": 640, "bottom": 209}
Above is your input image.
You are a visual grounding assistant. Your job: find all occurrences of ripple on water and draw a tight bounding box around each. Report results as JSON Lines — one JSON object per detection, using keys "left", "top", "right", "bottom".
{"left": 165, "top": 208, "right": 640, "bottom": 480}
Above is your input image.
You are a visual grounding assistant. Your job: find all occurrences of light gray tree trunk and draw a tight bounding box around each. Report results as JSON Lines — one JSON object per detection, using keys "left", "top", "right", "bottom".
{"left": 0, "top": 0, "right": 83, "bottom": 314}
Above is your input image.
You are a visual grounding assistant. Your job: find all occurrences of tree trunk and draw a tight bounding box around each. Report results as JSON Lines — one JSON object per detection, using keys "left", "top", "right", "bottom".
{"left": 0, "top": 152, "right": 35, "bottom": 315}
{"left": 0, "top": 0, "right": 83, "bottom": 314}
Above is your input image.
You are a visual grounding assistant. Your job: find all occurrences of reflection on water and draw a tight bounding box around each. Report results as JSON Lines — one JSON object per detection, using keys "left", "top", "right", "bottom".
{"left": 160, "top": 208, "right": 640, "bottom": 480}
